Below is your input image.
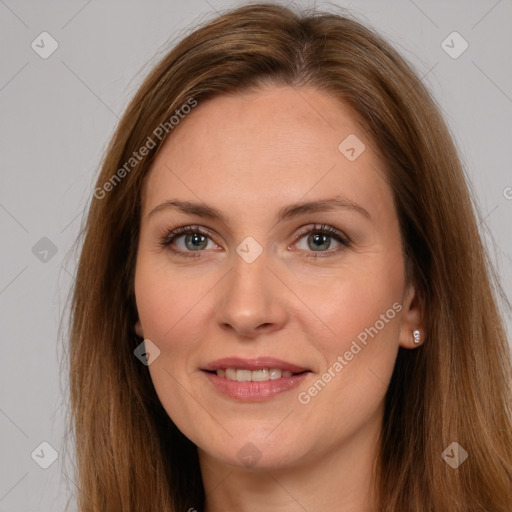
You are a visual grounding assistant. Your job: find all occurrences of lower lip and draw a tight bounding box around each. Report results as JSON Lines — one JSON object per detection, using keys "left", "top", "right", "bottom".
{"left": 203, "top": 371, "right": 309, "bottom": 401}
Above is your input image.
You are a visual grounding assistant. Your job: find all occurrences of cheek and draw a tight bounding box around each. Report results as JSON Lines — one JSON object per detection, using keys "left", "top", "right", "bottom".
{"left": 134, "top": 253, "right": 223, "bottom": 410}
{"left": 325, "top": 284, "right": 401, "bottom": 347}
{"left": 134, "top": 258, "right": 214, "bottom": 427}
{"left": 294, "top": 254, "right": 404, "bottom": 415}
{"left": 134, "top": 252, "right": 214, "bottom": 347}
{"left": 303, "top": 253, "right": 405, "bottom": 353}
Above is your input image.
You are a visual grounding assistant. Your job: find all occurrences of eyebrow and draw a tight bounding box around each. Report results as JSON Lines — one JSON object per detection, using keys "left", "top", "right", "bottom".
{"left": 147, "top": 196, "right": 371, "bottom": 224}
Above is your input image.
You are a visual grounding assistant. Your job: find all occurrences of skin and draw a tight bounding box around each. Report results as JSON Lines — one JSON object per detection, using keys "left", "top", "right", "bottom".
{"left": 134, "top": 85, "right": 422, "bottom": 512}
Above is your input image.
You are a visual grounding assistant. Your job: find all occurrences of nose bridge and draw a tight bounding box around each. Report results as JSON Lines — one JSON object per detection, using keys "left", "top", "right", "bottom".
{"left": 230, "top": 251, "right": 265, "bottom": 294}
{"left": 215, "top": 240, "right": 288, "bottom": 337}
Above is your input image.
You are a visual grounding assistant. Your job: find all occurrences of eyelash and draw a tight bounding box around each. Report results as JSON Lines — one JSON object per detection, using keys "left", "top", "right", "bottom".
{"left": 158, "top": 224, "right": 351, "bottom": 259}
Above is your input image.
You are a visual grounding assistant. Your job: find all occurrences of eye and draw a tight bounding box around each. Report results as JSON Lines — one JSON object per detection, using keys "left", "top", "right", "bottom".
{"left": 293, "top": 224, "right": 350, "bottom": 258}
{"left": 159, "top": 223, "right": 350, "bottom": 258}
{"left": 159, "top": 225, "right": 218, "bottom": 257}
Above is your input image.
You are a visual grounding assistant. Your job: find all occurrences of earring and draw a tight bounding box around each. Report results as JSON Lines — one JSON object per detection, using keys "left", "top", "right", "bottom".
{"left": 413, "top": 329, "right": 421, "bottom": 345}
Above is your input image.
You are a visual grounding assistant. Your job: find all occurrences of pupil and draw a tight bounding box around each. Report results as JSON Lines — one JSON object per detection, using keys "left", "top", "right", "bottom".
{"left": 310, "top": 233, "right": 330, "bottom": 251}
{"left": 186, "top": 233, "right": 207, "bottom": 250}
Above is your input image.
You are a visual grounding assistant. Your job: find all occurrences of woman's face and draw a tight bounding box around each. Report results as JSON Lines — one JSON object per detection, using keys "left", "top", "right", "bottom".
{"left": 134, "top": 85, "right": 421, "bottom": 471}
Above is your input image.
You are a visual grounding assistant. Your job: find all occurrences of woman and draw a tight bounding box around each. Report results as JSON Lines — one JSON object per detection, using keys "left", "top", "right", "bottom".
{"left": 68, "top": 3, "right": 512, "bottom": 511}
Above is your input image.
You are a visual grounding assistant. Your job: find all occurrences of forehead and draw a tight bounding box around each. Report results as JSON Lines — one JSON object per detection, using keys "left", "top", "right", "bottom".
{"left": 141, "top": 85, "right": 391, "bottom": 221}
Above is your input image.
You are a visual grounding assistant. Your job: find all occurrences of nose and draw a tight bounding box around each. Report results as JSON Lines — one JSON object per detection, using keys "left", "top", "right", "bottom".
{"left": 215, "top": 247, "right": 289, "bottom": 339}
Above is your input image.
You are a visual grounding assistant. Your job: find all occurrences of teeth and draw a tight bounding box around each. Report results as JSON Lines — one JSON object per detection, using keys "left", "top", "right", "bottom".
{"left": 252, "top": 368, "right": 269, "bottom": 381}
{"left": 216, "top": 368, "right": 297, "bottom": 381}
{"left": 269, "top": 368, "right": 281, "bottom": 380}
{"left": 237, "top": 369, "right": 252, "bottom": 382}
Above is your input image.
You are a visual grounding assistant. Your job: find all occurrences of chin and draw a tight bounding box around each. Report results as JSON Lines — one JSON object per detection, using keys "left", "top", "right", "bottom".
{"left": 196, "top": 428, "right": 312, "bottom": 472}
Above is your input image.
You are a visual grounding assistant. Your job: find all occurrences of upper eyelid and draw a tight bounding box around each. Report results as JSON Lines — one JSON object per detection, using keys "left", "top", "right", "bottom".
{"left": 162, "top": 223, "right": 349, "bottom": 247}
{"left": 166, "top": 223, "right": 344, "bottom": 236}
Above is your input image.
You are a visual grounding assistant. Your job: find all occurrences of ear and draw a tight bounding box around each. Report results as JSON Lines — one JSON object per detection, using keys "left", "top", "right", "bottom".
{"left": 135, "top": 319, "right": 144, "bottom": 338}
{"left": 398, "top": 283, "right": 423, "bottom": 349}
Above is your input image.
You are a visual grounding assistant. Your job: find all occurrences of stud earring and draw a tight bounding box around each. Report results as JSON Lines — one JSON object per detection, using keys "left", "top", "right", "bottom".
{"left": 413, "top": 329, "right": 421, "bottom": 345}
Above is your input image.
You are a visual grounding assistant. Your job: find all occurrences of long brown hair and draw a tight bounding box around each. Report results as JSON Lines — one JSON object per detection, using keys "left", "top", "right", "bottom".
{"left": 66, "top": 3, "right": 512, "bottom": 510}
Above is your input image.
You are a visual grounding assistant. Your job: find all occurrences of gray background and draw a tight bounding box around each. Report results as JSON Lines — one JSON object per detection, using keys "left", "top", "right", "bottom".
{"left": 0, "top": 0, "right": 511, "bottom": 510}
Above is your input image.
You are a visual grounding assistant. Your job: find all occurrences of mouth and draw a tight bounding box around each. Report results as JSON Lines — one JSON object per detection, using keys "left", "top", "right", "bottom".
{"left": 205, "top": 367, "right": 307, "bottom": 381}
{"left": 201, "top": 357, "right": 311, "bottom": 401}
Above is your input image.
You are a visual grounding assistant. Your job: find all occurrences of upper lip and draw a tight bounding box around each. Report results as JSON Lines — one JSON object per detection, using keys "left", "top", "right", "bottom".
{"left": 202, "top": 357, "right": 310, "bottom": 373}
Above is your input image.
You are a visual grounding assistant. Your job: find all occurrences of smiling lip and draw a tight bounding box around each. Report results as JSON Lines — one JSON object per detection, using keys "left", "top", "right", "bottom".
{"left": 201, "top": 357, "right": 310, "bottom": 402}
{"left": 202, "top": 357, "right": 309, "bottom": 373}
